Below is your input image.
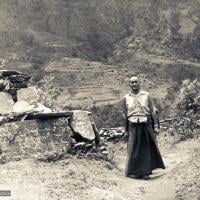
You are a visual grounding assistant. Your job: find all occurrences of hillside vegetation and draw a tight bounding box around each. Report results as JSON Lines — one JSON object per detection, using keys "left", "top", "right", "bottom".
{"left": 1, "top": 0, "right": 200, "bottom": 62}
{"left": 0, "top": 0, "right": 200, "bottom": 114}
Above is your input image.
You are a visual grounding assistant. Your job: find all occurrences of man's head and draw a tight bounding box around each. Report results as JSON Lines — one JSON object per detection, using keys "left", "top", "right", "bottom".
{"left": 129, "top": 76, "right": 140, "bottom": 92}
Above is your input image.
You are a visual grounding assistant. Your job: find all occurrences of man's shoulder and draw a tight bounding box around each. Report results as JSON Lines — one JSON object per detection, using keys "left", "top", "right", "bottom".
{"left": 140, "top": 90, "right": 149, "bottom": 96}
{"left": 124, "top": 92, "right": 131, "bottom": 99}
{"left": 124, "top": 93, "right": 129, "bottom": 98}
{"left": 124, "top": 90, "right": 149, "bottom": 97}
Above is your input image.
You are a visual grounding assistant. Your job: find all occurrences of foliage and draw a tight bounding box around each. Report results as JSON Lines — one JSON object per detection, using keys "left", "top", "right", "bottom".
{"left": 90, "top": 102, "right": 124, "bottom": 129}
{"left": 37, "top": 75, "right": 62, "bottom": 109}
{"left": 1, "top": 0, "right": 200, "bottom": 62}
{"left": 169, "top": 79, "right": 200, "bottom": 140}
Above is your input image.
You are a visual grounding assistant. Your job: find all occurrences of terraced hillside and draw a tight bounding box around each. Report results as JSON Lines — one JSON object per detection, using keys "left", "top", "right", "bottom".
{"left": 1, "top": 0, "right": 200, "bottom": 110}
{"left": 38, "top": 55, "right": 200, "bottom": 109}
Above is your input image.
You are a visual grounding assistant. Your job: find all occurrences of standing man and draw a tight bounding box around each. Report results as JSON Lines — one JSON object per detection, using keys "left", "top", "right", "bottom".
{"left": 123, "top": 76, "right": 165, "bottom": 180}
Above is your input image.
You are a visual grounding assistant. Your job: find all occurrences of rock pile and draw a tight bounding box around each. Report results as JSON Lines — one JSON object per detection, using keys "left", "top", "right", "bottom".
{"left": 99, "top": 127, "right": 125, "bottom": 142}
{"left": 0, "top": 70, "right": 31, "bottom": 102}
{"left": 0, "top": 70, "right": 32, "bottom": 115}
{"left": 0, "top": 70, "right": 109, "bottom": 163}
{"left": 68, "top": 111, "right": 109, "bottom": 159}
{"left": 69, "top": 140, "right": 109, "bottom": 159}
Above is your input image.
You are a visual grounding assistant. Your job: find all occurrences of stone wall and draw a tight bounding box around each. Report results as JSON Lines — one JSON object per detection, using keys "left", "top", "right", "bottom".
{"left": 0, "top": 70, "right": 32, "bottom": 114}
{"left": 0, "top": 118, "right": 72, "bottom": 162}
{"left": 0, "top": 70, "right": 31, "bottom": 102}
{"left": 0, "top": 70, "right": 99, "bottom": 163}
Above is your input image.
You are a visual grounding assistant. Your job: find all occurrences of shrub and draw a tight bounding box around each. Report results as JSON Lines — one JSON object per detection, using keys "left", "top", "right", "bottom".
{"left": 169, "top": 79, "right": 200, "bottom": 140}
{"left": 90, "top": 102, "right": 124, "bottom": 129}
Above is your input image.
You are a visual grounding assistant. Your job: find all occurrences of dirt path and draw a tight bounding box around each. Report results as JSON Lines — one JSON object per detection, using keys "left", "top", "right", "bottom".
{"left": 0, "top": 139, "right": 193, "bottom": 200}
{"left": 142, "top": 151, "right": 190, "bottom": 200}
{"left": 109, "top": 144, "right": 190, "bottom": 200}
{"left": 84, "top": 139, "right": 192, "bottom": 200}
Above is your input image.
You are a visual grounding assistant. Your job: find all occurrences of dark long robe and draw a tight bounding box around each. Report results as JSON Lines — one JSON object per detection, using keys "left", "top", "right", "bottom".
{"left": 125, "top": 119, "right": 165, "bottom": 176}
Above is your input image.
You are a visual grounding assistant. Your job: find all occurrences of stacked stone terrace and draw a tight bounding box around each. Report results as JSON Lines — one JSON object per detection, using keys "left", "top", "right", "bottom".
{"left": 0, "top": 70, "right": 31, "bottom": 114}
{"left": 0, "top": 70, "right": 106, "bottom": 163}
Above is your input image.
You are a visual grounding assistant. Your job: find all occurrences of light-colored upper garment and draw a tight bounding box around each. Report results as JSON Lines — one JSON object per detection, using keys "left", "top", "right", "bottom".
{"left": 124, "top": 90, "right": 156, "bottom": 123}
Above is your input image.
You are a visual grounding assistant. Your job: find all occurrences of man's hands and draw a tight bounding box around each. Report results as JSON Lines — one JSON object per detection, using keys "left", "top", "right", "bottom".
{"left": 123, "top": 130, "right": 129, "bottom": 141}
{"left": 154, "top": 127, "right": 160, "bottom": 135}
{"left": 124, "top": 131, "right": 129, "bottom": 137}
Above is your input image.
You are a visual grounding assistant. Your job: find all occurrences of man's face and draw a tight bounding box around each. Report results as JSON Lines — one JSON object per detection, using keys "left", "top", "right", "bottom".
{"left": 129, "top": 77, "right": 140, "bottom": 91}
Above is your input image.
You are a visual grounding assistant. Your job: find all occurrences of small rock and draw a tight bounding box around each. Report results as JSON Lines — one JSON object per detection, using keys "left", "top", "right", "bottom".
{"left": 74, "top": 142, "right": 86, "bottom": 148}
{"left": 13, "top": 100, "right": 35, "bottom": 113}
{"left": 0, "top": 79, "right": 10, "bottom": 91}
{"left": 34, "top": 103, "right": 52, "bottom": 113}
{"left": 98, "top": 146, "right": 107, "bottom": 152}
{"left": 101, "top": 150, "right": 109, "bottom": 155}
{"left": 113, "top": 132, "right": 123, "bottom": 137}
{"left": 0, "top": 92, "right": 14, "bottom": 114}
{"left": 17, "top": 86, "right": 40, "bottom": 104}
{"left": 8, "top": 74, "right": 31, "bottom": 83}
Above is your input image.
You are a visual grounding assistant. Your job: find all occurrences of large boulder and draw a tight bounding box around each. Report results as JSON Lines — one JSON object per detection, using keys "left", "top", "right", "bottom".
{"left": 0, "top": 92, "right": 14, "bottom": 114}
{"left": 17, "top": 86, "right": 40, "bottom": 104}
{"left": 70, "top": 110, "right": 95, "bottom": 140}
{"left": 0, "top": 118, "right": 72, "bottom": 162}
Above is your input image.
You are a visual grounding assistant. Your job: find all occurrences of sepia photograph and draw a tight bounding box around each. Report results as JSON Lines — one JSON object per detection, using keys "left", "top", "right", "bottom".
{"left": 0, "top": 0, "right": 200, "bottom": 199}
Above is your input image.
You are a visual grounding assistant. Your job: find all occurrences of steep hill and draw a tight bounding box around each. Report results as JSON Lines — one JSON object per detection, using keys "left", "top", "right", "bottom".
{"left": 0, "top": 0, "right": 200, "bottom": 63}
{"left": 1, "top": 0, "right": 200, "bottom": 110}
{"left": 1, "top": 0, "right": 200, "bottom": 62}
